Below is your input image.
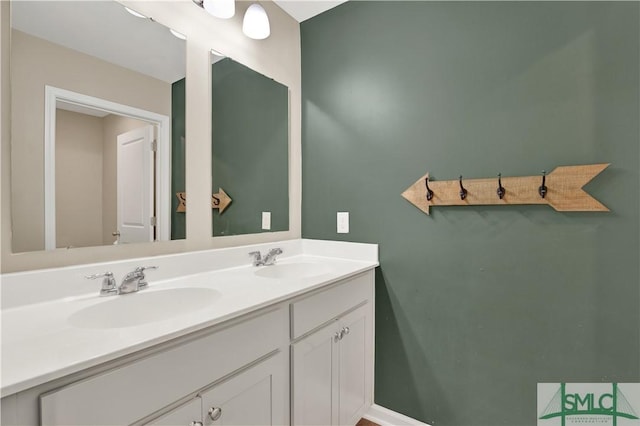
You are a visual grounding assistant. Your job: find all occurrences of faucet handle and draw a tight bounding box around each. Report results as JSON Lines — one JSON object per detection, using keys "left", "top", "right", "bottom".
{"left": 249, "top": 251, "right": 263, "bottom": 266}
{"left": 262, "top": 248, "right": 283, "bottom": 266}
{"left": 85, "top": 271, "right": 113, "bottom": 280}
{"left": 134, "top": 266, "right": 158, "bottom": 288}
{"left": 134, "top": 265, "right": 158, "bottom": 273}
{"left": 85, "top": 272, "right": 117, "bottom": 296}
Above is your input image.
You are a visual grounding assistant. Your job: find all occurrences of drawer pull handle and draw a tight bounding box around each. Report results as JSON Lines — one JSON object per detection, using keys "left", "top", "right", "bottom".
{"left": 190, "top": 422, "right": 203, "bottom": 426}
{"left": 335, "top": 327, "right": 350, "bottom": 341}
{"left": 209, "top": 407, "right": 223, "bottom": 421}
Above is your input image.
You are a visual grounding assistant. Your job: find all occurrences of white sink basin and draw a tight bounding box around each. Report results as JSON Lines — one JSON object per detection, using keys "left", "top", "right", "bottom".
{"left": 254, "top": 262, "right": 332, "bottom": 279}
{"left": 68, "top": 288, "right": 220, "bottom": 329}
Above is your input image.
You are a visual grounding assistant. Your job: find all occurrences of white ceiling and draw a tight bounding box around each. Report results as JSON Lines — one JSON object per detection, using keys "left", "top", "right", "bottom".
{"left": 11, "top": 1, "right": 186, "bottom": 83}
{"left": 273, "top": 0, "right": 348, "bottom": 22}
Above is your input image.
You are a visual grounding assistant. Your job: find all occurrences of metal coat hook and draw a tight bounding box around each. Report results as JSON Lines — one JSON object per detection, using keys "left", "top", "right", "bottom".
{"left": 539, "top": 170, "right": 548, "bottom": 199}
{"left": 459, "top": 175, "right": 467, "bottom": 200}
{"left": 425, "top": 176, "right": 434, "bottom": 201}
{"left": 497, "top": 173, "right": 505, "bottom": 199}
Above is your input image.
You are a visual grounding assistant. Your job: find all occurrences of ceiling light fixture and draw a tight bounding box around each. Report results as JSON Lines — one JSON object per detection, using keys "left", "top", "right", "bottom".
{"left": 193, "top": 0, "right": 235, "bottom": 19}
{"left": 242, "top": 3, "right": 270, "bottom": 40}
{"left": 124, "top": 6, "right": 147, "bottom": 19}
{"left": 204, "top": 0, "right": 235, "bottom": 19}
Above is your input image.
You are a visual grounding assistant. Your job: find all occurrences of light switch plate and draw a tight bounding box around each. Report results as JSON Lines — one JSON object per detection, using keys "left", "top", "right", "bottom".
{"left": 262, "top": 212, "right": 271, "bottom": 230}
{"left": 337, "top": 212, "right": 349, "bottom": 233}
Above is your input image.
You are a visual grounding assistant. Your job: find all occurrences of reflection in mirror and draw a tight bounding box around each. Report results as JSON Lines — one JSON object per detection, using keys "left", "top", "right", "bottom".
{"left": 10, "top": 1, "right": 186, "bottom": 252}
{"left": 211, "top": 51, "right": 289, "bottom": 236}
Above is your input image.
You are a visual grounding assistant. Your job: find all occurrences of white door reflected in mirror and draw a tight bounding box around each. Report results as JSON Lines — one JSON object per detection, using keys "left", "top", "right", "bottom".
{"left": 47, "top": 88, "right": 170, "bottom": 249}
{"left": 117, "top": 125, "right": 155, "bottom": 245}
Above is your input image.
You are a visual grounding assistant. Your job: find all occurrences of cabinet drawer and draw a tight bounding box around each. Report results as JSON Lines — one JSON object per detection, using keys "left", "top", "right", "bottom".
{"left": 40, "top": 307, "right": 288, "bottom": 425}
{"left": 291, "top": 271, "right": 372, "bottom": 339}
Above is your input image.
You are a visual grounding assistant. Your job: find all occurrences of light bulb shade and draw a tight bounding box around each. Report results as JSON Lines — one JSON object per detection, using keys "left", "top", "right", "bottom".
{"left": 203, "top": 0, "right": 235, "bottom": 19}
{"left": 243, "top": 3, "right": 270, "bottom": 40}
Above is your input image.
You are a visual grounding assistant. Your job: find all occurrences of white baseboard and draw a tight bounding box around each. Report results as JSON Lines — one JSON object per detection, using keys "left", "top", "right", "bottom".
{"left": 364, "top": 404, "right": 432, "bottom": 426}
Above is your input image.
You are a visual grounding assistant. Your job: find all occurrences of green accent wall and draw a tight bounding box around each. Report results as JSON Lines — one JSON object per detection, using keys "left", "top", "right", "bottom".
{"left": 171, "top": 78, "right": 186, "bottom": 240}
{"left": 212, "top": 58, "right": 289, "bottom": 236}
{"left": 301, "top": 2, "right": 639, "bottom": 425}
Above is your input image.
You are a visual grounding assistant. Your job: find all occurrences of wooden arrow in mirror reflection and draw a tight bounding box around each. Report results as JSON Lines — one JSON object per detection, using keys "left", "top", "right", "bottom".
{"left": 175, "top": 188, "right": 233, "bottom": 214}
{"left": 211, "top": 188, "right": 233, "bottom": 213}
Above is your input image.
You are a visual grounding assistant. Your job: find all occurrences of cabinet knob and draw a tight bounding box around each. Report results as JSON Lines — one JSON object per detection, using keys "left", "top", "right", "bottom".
{"left": 343, "top": 326, "right": 350, "bottom": 336}
{"left": 334, "top": 331, "right": 342, "bottom": 342}
{"left": 208, "top": 407, "right": 222, "bottom": 421}
{"left": 190, "top": 422, "right": 203, "bottom": 426}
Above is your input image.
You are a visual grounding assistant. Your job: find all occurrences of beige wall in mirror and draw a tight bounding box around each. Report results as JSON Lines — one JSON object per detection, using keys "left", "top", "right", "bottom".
{"left": 10, "top": 29, "right": 171, "bottom": 252}
{"left": 55, "top": 111, "right": 149, "bottom": 249}
{"left": 55, "top": 109, "right": 105, "bottom": 249}
{"left": 0, "top": 0, "right": 302, "bottom": 273}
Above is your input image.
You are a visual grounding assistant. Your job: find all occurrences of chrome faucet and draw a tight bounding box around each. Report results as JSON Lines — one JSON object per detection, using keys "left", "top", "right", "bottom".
{"left": 85, "top": 266, "right": 158, "bottom": 296}
{"left": 85, "top": 272, "right": 118, "bottom": 296}
{"left": 249, "top": 248, "right": 283, "bottom": 266}
{"left": 249, "top": 251, "right": 263, "bottom": 266}
{"left": 119, "top": 266, "right": 158, "bottom": 294}
{"left": 263, "top": 248, "right": 283, "bottom": 265}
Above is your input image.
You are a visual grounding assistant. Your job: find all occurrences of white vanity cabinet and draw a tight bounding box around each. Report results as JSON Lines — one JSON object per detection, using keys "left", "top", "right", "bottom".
{"left": 1, "top": 262, "right": 376, "bottom": 426}
{"left": 146, "top": 351, "right": 288, "bottom": 426}
{"left": 290, "top": 272, "right": 374, "bottom": 426}
{"left": 38, "top": 307, "right": 289, "bottom": 426}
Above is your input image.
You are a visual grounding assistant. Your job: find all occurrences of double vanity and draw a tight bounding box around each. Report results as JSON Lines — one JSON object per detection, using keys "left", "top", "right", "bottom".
{"left": 1, "top": 239, "right": 378, "bottom": 425}
{"left": 3, "top": 1, "right": 372, "bottom": 424}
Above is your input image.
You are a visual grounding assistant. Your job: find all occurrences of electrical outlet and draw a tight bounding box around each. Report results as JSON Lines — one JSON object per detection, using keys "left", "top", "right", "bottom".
{"left": 337, "top": 212, "right": 349, "bottom": 233}
{"left": 262, "top": 212, "right": 271, "bottom": 230}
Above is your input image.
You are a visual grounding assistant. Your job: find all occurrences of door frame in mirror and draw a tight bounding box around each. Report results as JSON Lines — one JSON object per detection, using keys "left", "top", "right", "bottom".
{"left": 43, "top": 86, "right": 171, "bottom": 249}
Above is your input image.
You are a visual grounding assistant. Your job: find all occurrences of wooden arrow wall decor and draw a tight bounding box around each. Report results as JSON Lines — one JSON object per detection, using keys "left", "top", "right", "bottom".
{"left": 176, "top": 192, "right": 187, "bottom": 212}
{"left": 211, "top": 188, "right": 232, "bottom": 213}
{"left": 401, "top": 164, "right": 610, "bottom": 215}
{"left": 175, "top": 188, "right": 233, "bottom": 214}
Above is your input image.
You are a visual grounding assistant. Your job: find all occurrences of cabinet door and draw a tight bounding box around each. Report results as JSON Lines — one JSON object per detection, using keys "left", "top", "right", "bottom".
{"left": 144, "top": 397, "right": 202, "bottom": 426}
{"left": 337, "top": 305, "right": 370, "bottom": 426}
{"left": 291, "top": 321, "right": 340, "bottom": 426}
{"left": 200, "top": 351, "right": 288, "bottom": 426}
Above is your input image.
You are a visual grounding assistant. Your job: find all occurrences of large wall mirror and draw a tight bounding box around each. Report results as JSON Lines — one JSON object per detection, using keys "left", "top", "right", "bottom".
{"left": 170, "top": 51, "right": 290, "bottom": 238}
{"left": 9, "top": 0, "right": 186, "bottom": 253}
{"left": 210, "top": 51, "right": 289, "bottom": 237}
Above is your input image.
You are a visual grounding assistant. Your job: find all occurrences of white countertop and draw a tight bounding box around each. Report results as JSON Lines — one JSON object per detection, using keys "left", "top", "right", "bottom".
{"left": 1, "top": 240, "right": 378, "bottom": 397}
